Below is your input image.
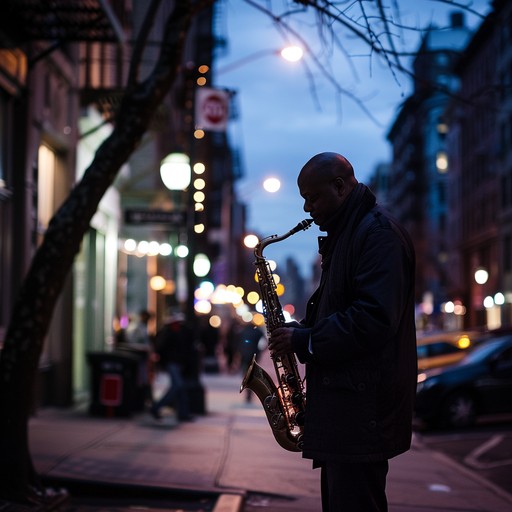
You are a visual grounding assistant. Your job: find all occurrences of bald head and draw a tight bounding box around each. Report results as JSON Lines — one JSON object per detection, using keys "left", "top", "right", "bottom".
{"left": 297, "top": 153, "right": 359, "bottom": 228}
{"left": 298, "top": 152, "right": 357, "bottom": 189}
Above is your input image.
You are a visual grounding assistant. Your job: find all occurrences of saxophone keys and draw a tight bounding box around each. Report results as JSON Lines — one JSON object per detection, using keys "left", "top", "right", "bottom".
{"left": 291, "top": 391, "right": 304, "bottom": 406}
{"left": 264, "top": 393, "right": 279, "bottom": 412}
{"left": 294, "top": 410, "right": 306, "bottom": 427}
{"left": 285, "top": 373, "right": 297, "bottom": 387}
{"left": 270, "top": 413, "right": 286, "bottom": 431}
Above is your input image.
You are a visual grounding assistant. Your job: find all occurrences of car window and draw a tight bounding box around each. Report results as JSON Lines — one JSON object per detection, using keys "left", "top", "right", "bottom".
{"left": 462, "top": 338, "right": 511, "bottom": 365}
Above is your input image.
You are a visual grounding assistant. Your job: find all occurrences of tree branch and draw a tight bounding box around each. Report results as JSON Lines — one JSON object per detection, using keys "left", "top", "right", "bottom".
{"left": 127, "top": 0, "right": 164, "bottom": 87}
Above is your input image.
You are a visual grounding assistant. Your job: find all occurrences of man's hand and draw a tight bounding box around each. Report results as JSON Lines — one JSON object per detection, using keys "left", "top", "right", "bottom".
{"left": 268, "top": 326, "right": 295, "bottom": 357}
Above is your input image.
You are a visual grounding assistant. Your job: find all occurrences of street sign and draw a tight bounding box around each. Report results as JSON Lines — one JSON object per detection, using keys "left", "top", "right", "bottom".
{"left": 195, "top": 87, "right": 229, "bottom": 132}
{"left": 124, "top": 209, "right": 187, "bottom": 225}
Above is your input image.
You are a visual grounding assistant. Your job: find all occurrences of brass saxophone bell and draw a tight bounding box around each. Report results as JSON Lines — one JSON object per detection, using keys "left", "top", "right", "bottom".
{"left": 240, "top": 220, "right": 311, "bottom": 452}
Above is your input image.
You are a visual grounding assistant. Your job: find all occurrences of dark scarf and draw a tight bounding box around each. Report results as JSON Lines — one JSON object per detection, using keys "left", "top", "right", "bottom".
{"left": 307, "top": 183, "right": 376, "bottom": 325}
{"left": 319, "top": 183, "right": 376, "bottom": 270}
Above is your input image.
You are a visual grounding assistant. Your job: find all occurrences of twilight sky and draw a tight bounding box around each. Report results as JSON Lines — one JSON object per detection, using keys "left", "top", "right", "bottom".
{"left": 213, "top": 0, "right": 491, "bottom": 279}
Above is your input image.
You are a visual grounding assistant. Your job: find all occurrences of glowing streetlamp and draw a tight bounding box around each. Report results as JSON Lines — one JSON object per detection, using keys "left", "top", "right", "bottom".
{"left": 160, "top": 153, "right": 191, "bottom": 190}
{"left": 280, "top": 45, "right": 303, "bottom": 62}
{"left": 243, "top": 234, "right": 259, "bottom": 248}
{"left": 263, "top": 177, "right": 281, "bottom": 193}
{"left": 159, "top": 152, "right": 193, "bottom": 316}
{"left": 216, "top": 45, "right": 304, "bottom": 76}
{"left": 474, "top": 267, "right": 488, "bottom": 285}
{"left": 193, "top": 253, "right": 211, "bottom": 277}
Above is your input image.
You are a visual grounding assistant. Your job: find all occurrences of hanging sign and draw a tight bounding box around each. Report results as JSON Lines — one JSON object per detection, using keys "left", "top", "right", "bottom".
{"left": 124, "top": 209, "right": 187, "bottom": 225}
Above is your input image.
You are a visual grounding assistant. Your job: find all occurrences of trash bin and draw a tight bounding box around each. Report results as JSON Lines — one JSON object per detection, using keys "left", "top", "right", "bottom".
{"left": 115, "top": 344, "right": 151, "bottom": 411}
{"left": 87, "top": 351, "right": 140, "bottom": 417}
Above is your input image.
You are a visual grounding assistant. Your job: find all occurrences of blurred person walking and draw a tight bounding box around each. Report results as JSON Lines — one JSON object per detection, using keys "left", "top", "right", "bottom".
{"left": 125, "top": 309, "right": 153, "bottom": 346}
{"left": 150, "top": 312, "right": 193, "bottom": 422}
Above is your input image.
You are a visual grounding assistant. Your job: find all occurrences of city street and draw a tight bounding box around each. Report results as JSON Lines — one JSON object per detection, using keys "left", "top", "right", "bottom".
{"left": 22, "top": 351, "right": 512, "bottom": 512}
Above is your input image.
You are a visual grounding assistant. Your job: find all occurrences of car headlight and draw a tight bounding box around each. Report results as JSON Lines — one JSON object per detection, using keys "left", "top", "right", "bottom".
{"left": 417, "top": 372, "right": 439, "bottom": 392}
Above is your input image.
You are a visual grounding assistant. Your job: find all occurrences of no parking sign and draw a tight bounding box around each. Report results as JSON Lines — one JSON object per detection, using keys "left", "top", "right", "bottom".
{"left": 195, "top": 87, "right": 230, "bottom": 132}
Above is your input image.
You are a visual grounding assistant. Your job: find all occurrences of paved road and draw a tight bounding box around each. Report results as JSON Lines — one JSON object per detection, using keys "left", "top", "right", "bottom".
{"left": 416, "top": 416, "right": 512, "bottom": 496}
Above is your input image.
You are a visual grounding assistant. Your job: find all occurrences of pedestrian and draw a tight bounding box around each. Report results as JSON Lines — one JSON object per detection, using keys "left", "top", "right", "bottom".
{"left": 224, "top": 320, "right": 240, "bottom": 373}
{"left": 119, "top": 309, "right": 154, "bottom": 409}
{"left": 199, "top": 317, "right": 221, "bottom": 373}
{"left": 269, "top": 152, "right": 417, "bottom": 512}
{"left": 125, "top": 309, "right": 153, "bottom": 346}
{"left": 238, "top": 321, "right": 266, "bottom": 403}
{"left": 150, "top": 312, "right": 193, "bottom": 422}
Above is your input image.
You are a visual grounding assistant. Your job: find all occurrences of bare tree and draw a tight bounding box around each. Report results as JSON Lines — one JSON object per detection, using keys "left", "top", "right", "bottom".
{"left": 0, "top": 0, "right": 488, "bottom": 505}
{"left": 243, "top": 0, "right": 487, "bottom": 122}
{"left": 0, "top": 0, "right": 214, "bottom": 503}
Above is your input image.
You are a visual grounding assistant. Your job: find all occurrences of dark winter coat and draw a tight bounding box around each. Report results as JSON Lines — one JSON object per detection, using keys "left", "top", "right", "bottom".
{"left": 292, "top": 191, "right": 417, "bottom": 463}
{"left": 154, "top": 321, "right": 196, "bottom": 375}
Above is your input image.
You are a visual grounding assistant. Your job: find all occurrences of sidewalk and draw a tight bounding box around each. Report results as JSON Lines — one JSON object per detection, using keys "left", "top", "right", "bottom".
{"left": 29, "top": 350, "right": 512, "bottom": 512}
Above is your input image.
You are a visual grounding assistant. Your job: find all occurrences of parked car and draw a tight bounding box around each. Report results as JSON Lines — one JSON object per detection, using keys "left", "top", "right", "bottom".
{"left": 415, "top": 334, "right": 512, "bottom": 428}
{"left": 416, "top": 330, "right": 488, "bottom": 371}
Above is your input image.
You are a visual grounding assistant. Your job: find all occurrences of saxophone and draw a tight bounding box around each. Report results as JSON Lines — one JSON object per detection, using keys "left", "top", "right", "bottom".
{"left": 240, "top": 219, "right": 313, "bottom": 452}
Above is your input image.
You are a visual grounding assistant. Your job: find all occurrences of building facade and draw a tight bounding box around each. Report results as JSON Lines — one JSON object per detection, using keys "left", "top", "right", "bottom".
{"left": 386, "top": 11, "right": 473, "bottom": 329}
{"left": 446, "top": 0, "right": 512, "bottom": 329}
{"left": 383, "top": 1, "right": 512, "bottom": 330}
{"left": 0, "top": 0, "right": 250, "bottom": 408}
{"left": 0, "top": 0, "right": 128, "bottom": 406}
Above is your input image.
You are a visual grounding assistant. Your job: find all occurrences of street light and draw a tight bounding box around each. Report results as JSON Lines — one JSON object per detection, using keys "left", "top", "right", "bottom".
{"left": 243, "top": 234, "right": 259, "bottom": 249}
{"left": 216, "top": 45, "right": 304, "bottom": 76}
{"left": 160, "top": 151, "right": 205, "bottom": 413}
{"left": 159, "top": 152, "right": 193, "bottom": 316}
{"left": 280, "top": 46, "right": 303, "bottom": 62}
{"left": 473, "top": 267, "right": 490, "bottom": 328}
{"left": 474, "top": 267, "right": 489, "bottom": 285}
{"left": 193, "top": 253, "right": 211, "bottom": 277}
{"left": 160, "top": 152, "right": 191, "bottom": 190}
{"left": 263, "top": 177, "right": 281, "bottom": 193}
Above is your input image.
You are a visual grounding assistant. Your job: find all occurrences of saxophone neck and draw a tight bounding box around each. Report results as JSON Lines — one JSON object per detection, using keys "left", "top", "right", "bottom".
{"left": 254, "top": 219, "right": 313, "bottom": 259}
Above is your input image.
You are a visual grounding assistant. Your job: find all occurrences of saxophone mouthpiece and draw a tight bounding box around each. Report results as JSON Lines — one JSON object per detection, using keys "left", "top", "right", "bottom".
{"left": 294, "top": 218, "right": 313, "bottom": 233}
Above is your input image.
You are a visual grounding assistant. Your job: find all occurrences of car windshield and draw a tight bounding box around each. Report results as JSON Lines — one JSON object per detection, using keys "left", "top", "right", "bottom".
{"left": 459, "top": 336, "right": 511, "bottom": 365}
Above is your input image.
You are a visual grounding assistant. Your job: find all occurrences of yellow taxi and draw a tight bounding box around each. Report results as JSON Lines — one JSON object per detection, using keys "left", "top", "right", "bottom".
{"left": 416, "top": 331, "right": 488, "bottom": 371}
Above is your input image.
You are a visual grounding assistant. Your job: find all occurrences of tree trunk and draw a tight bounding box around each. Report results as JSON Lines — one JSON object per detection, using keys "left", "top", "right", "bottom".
{"left": 0, "top": 0, "right": 211, "bottom": 503}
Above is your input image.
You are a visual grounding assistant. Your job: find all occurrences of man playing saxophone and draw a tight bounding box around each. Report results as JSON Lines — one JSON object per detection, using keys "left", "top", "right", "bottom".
{"left": 269, "top": 152, "right": 417, "bottom": 512}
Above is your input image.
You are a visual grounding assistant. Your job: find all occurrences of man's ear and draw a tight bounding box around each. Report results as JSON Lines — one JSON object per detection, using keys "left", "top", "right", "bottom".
{"left": 334, "top": 177, "right": 345, "bottom": 195}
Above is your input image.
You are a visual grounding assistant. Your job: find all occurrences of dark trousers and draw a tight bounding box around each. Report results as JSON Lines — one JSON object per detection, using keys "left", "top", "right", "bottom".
{"left": 320, "top": 460, "right": 389, "bottom": 512}
{"left": 153, "top": 362, "right": 190, "bottom": 420}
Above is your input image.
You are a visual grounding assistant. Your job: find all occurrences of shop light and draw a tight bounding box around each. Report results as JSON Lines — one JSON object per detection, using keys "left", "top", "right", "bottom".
{"left": 175, "top": 245, "right": 189, "bottom": 258}
{"left": 474, "top": 267, "right": 488, "bottom": 284}
{"left": 193, "top": 253, "right": 211, "bottom": 277}
{"left": 159, "top": 243, "right": 172, "bottom": 256}
{"left": 494, "top": 292, "right": 505, "bottom": 305}
{"left": 483, "top": 296, "right": 494, "bottom": 309}
{"left": 150, "top": 275, "right": 166, "bottom": 291}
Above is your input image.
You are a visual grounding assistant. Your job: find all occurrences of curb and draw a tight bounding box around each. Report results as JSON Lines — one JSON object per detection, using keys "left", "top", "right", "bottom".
{"left": 213, "top": 494, "right": 245, "bottom": 512}
{"left": 38, "top": 476, "right": 247, "bottom": 511}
